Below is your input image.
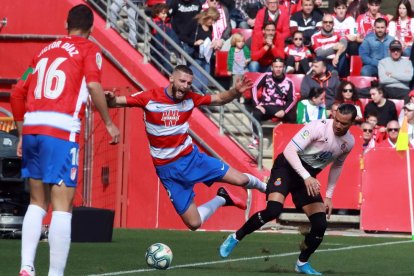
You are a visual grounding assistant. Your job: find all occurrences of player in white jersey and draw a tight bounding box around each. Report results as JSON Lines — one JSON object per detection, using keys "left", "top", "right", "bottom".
{"left": 219, "top": 104, "right": 357, "bottom": 275}
{"left": 11, "top": 5, "right": 120, "bottom": 276}
{"left": 105, "top": 65, "right": 267, "bottom": 231}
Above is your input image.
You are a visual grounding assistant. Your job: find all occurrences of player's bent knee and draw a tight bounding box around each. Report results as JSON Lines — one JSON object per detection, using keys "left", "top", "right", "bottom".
{"left": 309, "top": 212, "right": 327, "bottom": 235}
{"left": 260, "top": 201, "right": 283, "bottom": 222}
{"left": 186, "top": 221, "right": 202, "bottom": 231}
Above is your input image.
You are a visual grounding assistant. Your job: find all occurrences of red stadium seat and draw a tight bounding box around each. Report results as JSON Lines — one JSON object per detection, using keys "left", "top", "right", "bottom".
{"left": 350, "top": 55, "right": 363, "bottom": 76}
{"left": 243, "top": 72, "right": 262, "bottom": 100}
{"left": 346, "top": 76, "right": 377, "bottom": 89}
{"left": 389, "top": 99, "right": 405, "bottom": 115}
{"left": 359, "top": 98, "right": 371, "bottom": 109}
{"left": 286, "top": 73, "right": 305, "bottom": 100}
{"left": 231, "top": 28, "right": 253, "bottom": 42}
{"left": 214, "top": 51, "right": 231, "bottom": 77}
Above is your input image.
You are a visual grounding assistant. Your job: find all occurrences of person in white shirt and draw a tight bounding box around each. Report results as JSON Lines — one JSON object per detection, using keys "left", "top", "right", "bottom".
{"left": 388, "top": 0, "right": 414, "bottom": 56}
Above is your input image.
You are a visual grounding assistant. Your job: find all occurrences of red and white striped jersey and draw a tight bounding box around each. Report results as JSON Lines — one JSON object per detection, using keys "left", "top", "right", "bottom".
{"left": 356, "top": 12, "right": 388, "bottom": 38}
{"left": 12, "top": 35, "right": 102, "bottom": 142}
{"left": 311, "top": 31, "right": 342, "bottom": 59}
{"left": 125, "top": 88, "right": 212, "bottom": 166}
{"left": 284, "top": 44, "right": 312, "bottom": 62}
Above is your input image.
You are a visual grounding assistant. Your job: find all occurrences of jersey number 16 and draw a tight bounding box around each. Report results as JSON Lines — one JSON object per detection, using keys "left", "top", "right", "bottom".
{"left": 34, "top": 57, "right": 67, "bottom": 99}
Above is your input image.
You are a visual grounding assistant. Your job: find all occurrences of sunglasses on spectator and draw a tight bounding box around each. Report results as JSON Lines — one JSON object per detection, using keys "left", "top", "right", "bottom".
{"left": 387, "top": 128, "right": 400, "bottom": 132}
{"left": 294, "top": 37, "right": 303, "bottom": 41}
{"left": 363, "top": 129, "right": 373, "bottom": 133}
{"left": 342, "top": 89, "right": 353, "bottom": 93}
{"left": 323, "top": 21, "right": 333, "bottom": 24}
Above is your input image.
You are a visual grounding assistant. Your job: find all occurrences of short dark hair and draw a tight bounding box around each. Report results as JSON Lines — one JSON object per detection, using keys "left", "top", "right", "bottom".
{"left": 374, "top": 17, "right": 387, "bottom": 27}
{"left": 272, "top": 57, "right": 285, "bottom": 64}
{"left": 173, "top": 65, "right": 193, "bottom": 75}
{"left": 313, "top": 57, "right": 327, "bottom": 67}
{"left": 334, "top": 0, "right": 348, "bottom": 8}
{"left": 308, "top": 87, "right": 325, "bottom": 100}
{"left": 338, "top": 103, "right": 357, "bottom": 121}
{"left": 368, "top": 0, "right": 381, "bottom": 5}
{"left": 67, "top": 4, "right": 94, "bottom": 31}
{"left": 262, "top": 21, "right": 276, "bottom": 30}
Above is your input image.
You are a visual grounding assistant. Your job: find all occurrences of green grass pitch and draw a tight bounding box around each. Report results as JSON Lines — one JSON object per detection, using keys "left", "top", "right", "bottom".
{"left": 1, "top": 228, "right": 413, "bottom": 275}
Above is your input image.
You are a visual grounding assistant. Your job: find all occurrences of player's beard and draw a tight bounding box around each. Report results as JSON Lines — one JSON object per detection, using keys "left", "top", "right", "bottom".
{"left": 171, "top": 84, "right": 189, "bottom": 101}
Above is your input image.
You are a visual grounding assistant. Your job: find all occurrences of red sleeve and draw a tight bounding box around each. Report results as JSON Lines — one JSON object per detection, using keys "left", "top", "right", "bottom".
{"left": 250, "top": 35, "right": 267, "bottom": 61}
{"left": 125, "top": 90, "right": 152, "bottom": 107}
{"left": 189, "top": 92, "right": 211, "bottom": 106}
{"left": 278, "top": 11, "right": 291, "bottom": 42}
{"left": 271, "top": 36, "right": 285, "bottom": 58}
{"left": 83, "top": 43, "right": 102, "bottom": 84}
{"left": 10, "top": 76, "right": 31, "bottom": 121}
{"left": 253, "top": 9, "right": 266, "bottom": 33}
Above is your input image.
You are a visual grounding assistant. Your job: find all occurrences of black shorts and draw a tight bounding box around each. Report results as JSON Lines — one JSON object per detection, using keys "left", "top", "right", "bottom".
{"left": 267, "top": 153, "right": 323, "bottom": 209}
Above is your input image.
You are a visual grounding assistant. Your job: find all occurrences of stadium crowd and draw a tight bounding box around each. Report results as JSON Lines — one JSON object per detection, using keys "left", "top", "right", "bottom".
{"left": 112, "top": 0, "right": 414, "bottom": 150}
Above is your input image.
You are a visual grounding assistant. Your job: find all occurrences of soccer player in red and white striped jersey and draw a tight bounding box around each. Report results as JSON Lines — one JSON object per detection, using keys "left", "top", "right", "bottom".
{"left": 11, "top": 5, "right": 119, "bottom": 276}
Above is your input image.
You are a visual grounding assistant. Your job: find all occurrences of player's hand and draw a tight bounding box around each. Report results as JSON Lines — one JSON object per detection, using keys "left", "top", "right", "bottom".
{"left": 235, "top": 76, "right": 253, "bottom": 94}
{"left": 106, "top": 122, "right": 120, "bottom": 145}
{"left": 304, "top": 177, "right": 320, "bottom": 197}
{"left": 16, "top": 138, "right": 22, "bottom": 157}
{"left": 324, "top": 197, "right": 333, "bottom": 219}
{"left": 104, "top": 90, "right": 117, "bottom": 107}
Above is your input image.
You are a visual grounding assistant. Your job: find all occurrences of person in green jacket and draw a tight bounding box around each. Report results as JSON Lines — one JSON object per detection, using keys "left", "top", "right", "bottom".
{"left": 296, "top": 87, "right": 327, "bottom": 124}
{"left": 227, "top": 33, "right": 251, "bottom": 87}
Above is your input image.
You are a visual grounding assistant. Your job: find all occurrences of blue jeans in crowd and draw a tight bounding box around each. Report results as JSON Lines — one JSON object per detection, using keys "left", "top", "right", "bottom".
{"left": 248, "top": 61, "right": 271, "bottom": 73}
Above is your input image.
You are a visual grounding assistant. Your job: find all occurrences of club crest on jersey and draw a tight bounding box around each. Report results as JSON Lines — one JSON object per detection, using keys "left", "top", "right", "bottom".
{"left": 300, "top": 130, "right": 310, "bottom": 140}
{"left": 340, "top": 142, "right": 347, "bottom": 151}
{"left": 70, "top": 168, "right": 77, "bottom": 181}
{"left": 161, "top": 109, "right": 180, "bottom": 127}
{"left": 96, "top": 53, "right": 102, "bottom": 70}
{"left": 274, "top": 178, "right": 282, "bottom": 186}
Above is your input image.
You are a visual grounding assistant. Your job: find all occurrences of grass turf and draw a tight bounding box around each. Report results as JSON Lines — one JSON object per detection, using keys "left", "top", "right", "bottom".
{"left": 1, "top": 228, "right": 413, "bottom": 275}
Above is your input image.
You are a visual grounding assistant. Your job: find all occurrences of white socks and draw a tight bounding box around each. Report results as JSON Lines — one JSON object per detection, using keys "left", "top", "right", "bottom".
{"left": 21, "top": 204, "right": 47, "bottom": 270}
{"left": 243, "top": 173, "right": 267, "bottom": 193}
{"left": 48, "top": 211, "right": 72, "bottom": 276}
{"left": 197, "top": 196, "right": 226, "bottom": 224}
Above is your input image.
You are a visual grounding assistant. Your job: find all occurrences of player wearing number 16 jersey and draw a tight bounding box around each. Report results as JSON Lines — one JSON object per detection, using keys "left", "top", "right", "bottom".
{"left": 11, "top": 4, "right": 120, "bottom": 276}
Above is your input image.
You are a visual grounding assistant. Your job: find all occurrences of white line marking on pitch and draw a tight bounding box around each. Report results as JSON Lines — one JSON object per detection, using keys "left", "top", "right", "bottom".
{"left": 87, "top": 239, "right": 413, "bottom": 275}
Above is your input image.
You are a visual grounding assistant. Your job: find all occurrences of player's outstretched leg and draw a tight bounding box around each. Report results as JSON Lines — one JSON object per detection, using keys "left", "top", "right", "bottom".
{"left": 219, "top": 201, "right": 283, "bottom": 258}
{"left": 217, "top": 187, "right": 246, "bottom": 210}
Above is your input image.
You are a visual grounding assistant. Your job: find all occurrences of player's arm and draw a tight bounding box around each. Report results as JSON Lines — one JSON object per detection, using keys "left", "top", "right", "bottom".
{"left": 105, "top": 90, "right": 128, "bottom": 107}
{"left": 88, "top": 82, "right": 120, "bottom": 144}
{"left": 209, "top": 76, "right": 252, "bottom": 106}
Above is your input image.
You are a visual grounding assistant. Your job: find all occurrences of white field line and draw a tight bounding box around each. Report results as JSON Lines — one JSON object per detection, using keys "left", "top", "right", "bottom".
{"left": 87, "top": 239, "right": 413, "bottom": 276}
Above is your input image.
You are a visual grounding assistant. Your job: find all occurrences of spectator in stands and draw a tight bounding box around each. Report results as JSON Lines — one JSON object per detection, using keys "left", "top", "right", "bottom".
{"left": 227, "top": 33, "right": 251, "bottom": 87}
{"left": 249, "top": 22, "right": 285, "bottom": 72}
{"left": 285, "top": 31, "right": 313, "bottom": 74}
{"left": 361, "top": 121, "right": 376, "bottom": 153}
{"left": 403, "top": 102, "right": 414, "bottom": 146}
{"left": 253, "top": 0, "right": 290, "bottom": 42}
{"left": 388, "top": 0, "right": 414, "bottom": 57}
{"left": 355, "top": 0, "right": 388, "bottom": 43}
{"left": 364, "top": 85, "right": 398, "bottom": 128}
{"left": 230, "top": 0, "right": 265, "bottom": 29}
{"left": 359, "top": 18, "right": 394, "bottom": 77}
{"left": 279, "top": 0, "right": 302, "bottom": 16}
{"left": 296, "top": 87, "right": 327, "bottom": 124}
{"left": 330, "top": 101, "right": 340, "bottom": 119}
{"left": 378, "top": 40, "right": 413, "bottom": 101}
{"left": 335, "top": 80, "right": 364, "bottom": 122}
{"left": 347, "top": 0, "right": 368, "bottom": 20}
{"left": 365, "top": 111, "right": 386, "bottom": 143}
{"left": 377, "top": 120, "right": 401, "bottom": 148}
{"left": 169, "top": 0, "right": 202, "bottom": 54}
{"left": 301, "top": 58, "right": 341, "bottom": 110}
{"left": 110, "top": 0, "right": 143, "bottom": 48}
{"left": 290, "top": 0, "right": 323, "bottom": 46}
{"left": 186, "top": 7, "right": 220, "bottom": 93}
{"left": 249, "top": 57, "right": 296, "bottom": 148}
{"left": 399, "top": 90, "right": 414, "bottom": 122}
{"left": 311, "top": 14, "right": 348, "bottom": 78}
{"left": 151, "top": 4, "right": 181, "bottom": 74}
{"left": 202, "top": 0, "right": 232, "bottom": 50}
{"left": 333, "top": 0, "right": 359, "bottom": 56}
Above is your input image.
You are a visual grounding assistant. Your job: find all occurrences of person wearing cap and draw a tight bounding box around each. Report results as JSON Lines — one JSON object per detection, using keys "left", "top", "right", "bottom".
{"left": 378, "top": 39, "right": 413, "bottom": 100}
{"left": 401, "top": 102, "right": 414, "bottom": 147}
{"left": 398, "top": 90, "right": 414, "bottom": 122}
{"left": 359, "top": 17, "right": 394, "bottom": 77}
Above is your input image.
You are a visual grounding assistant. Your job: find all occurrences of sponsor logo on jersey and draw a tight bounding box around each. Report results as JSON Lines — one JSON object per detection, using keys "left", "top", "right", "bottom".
{"left": 96, "top": 53, "right": 102, "bottom": 70}
{"left": 70, "top": 167, "right": 77, "bottom": 181}
{"left": 300, "top": 130, "right": 310, "bottom": 139}
{"left": 274, "top": 177, "right": 282, "bottom": 186}
{"left": 161, "top": 109, "right": 180, "bottom": 127}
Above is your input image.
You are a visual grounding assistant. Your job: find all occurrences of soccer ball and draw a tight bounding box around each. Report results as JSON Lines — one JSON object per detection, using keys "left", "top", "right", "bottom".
{"left": 145, "top": 243, "right": 173, "bottom": 270}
